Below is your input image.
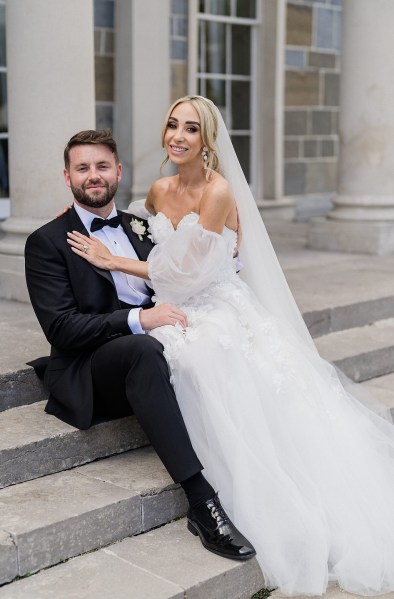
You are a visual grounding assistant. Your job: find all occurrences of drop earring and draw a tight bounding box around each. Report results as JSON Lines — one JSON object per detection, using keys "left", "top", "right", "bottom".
{"left": 202, "top": 147, "right": 208, "bottom": 162}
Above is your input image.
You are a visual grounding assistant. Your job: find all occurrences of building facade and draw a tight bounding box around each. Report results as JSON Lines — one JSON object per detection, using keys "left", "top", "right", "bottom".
{"left": 0, "top": 0, "right": 344, "bottom": 221}
{"left": 2, "top": 0, "right": 394, "bottom": 301}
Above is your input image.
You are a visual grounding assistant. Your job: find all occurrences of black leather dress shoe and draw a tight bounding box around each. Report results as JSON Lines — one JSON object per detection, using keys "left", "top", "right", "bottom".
{"left": 187, "top": 494, "right": 256, "bottom": 560}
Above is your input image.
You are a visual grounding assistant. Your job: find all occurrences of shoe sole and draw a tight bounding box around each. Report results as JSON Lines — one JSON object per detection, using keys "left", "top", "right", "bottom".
{"left": 187, "top": 519, "right": 256, "bottom": 561}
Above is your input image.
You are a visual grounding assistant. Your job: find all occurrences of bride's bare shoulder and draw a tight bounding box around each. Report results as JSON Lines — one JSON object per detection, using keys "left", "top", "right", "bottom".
{"left": 205, "top": 172, "right": 233, "bottom": 201}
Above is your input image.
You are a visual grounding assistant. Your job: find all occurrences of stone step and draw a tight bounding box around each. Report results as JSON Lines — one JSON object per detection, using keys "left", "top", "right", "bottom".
{"left": 314, "top": 318, "right": 394, "bottom": 382}
{"left": 305, "top": 295, "right": 394, "bottom": 338}
{"left": 361, "top": 372, "right": 394, "bottom": 415}
{"left": 2, "top": 291, "right": 394, "bottom": 412}
{"left": 0, "top": 299, "right": 50, "bottom": 413}
{"left": 0, "top": 368, "right": 46, "bottom": 413}
{"left": 0, "top": 516, "right": 265, "bottom": 599}
{"left": 0, "top": 447, "right": 189, "bottom": 586}
{"left": 3, "top": 304, "right": 394, "bottom": 414}
{"left": 0, "top": 401, "right": 148, "bottom": 489}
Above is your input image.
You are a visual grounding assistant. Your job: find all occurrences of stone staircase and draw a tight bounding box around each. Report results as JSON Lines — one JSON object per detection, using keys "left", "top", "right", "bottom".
{"left": 2, "top": 230, "right": 394, "bottom": 597}
{"left": 0, "top": 375, "right": 266, "bottom": 598}
{"left": 0, "top": 299, "right": 267, "bottom": 598}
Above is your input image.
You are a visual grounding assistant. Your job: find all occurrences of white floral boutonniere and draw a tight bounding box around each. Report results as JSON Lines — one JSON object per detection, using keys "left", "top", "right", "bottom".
{"left": 130, "top": 218, "right": 147, "bottom": 241}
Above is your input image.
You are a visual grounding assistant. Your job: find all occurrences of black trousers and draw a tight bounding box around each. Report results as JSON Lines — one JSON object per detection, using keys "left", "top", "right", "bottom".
{"left": 91, "top": 334, "right": 203, "bottom": 483}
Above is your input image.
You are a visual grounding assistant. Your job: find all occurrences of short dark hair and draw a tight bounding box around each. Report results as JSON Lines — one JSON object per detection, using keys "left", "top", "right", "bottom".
{"left": 64, "top": 129, "right": 119, "bottom": 169}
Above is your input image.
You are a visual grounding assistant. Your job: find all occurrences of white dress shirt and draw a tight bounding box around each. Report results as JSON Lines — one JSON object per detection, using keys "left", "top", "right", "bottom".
{"left": 74, "top": 203, "right": 151, "bottom": 334}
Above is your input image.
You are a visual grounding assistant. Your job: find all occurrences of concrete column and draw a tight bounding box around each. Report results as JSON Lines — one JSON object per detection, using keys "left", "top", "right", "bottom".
{"left": 114, "top": 0, "right": 170, "bottom": 206}
{"left": 258, "top": 0, "right": 294, "bottom": 221}
{"left": 0, "top": 0, "right": 95, "bottom": 300}
{"left": 308, "top": 0, "right": 394, "bottom": 254}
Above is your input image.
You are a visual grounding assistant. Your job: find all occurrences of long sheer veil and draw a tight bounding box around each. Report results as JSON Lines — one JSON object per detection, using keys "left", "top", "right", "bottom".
{"left": 214, "top": 108, "right": 316, "bottom": 351}
{"left": 127, "top": 102, "right": 391, "bottom": 419}
{"left": 215, "top": 108, "right": 394, "bottom": 419}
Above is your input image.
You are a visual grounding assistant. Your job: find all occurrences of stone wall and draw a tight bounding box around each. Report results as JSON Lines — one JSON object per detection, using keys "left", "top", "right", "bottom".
{"left": 94, "top": 0, "right": 115, "bottom": 130}
{"left": 170, "top": 0, "right": 188, "bottom": 102}
{"left": 284, "top": 0, "right": 342, "bottom": 198}
{"left": 93, "top": 0, "right": 188, "bottom": 125}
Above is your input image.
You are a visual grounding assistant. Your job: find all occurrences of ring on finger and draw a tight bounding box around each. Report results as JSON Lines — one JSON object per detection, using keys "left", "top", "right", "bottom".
{"left": 82, "top": 244, "right": 89, "bottom": 254}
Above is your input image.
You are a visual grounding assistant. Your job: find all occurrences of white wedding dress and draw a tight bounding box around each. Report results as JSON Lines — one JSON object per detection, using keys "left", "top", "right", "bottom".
{"left": 145, "top": 210, "right": 394, "bottom": 597}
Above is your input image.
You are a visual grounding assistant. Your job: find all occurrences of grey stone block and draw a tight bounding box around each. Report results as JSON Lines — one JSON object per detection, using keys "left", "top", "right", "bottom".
{"left": 304, "top": 296, "right": 394, "bottom": 338}
{"left": 0, "top": 530, "right": 17, "bottom": 585}
{"left": 362, "top": 372, "right": 394, "bottom": 415}
{"left": 95, "top": 55, "right": 114, "bottom": 102}
{"left": 74, "top": 449, "right": 188, "bottom": 531}
{"left": 0, "top": 469, "right": 139, "bottom": 577}
{"left": 303, "top": 139, "right": 319, "bottom": 158}
{"left": 0, "top": 402, "right": 148, "bottom": 488}
{"left": 321, "top": 138, "right": 336, "bottom": 157}
{"left": 285, "top": 162, "right": 306, "bottom": 195}
{"left": 303, "top": 308, "right": 332, "bottom": 338}
{"left": 331, "top": 109, "right": 339, "bottom": 133}
{"left": 142, "top": 486, "right": 187, "bottom": 531}
{"left": 315, "top": 318, "right": 394, "bottom": 381}
{"left": 285, "top": 70, "right": 319, "bottom": 106}
{"left": 308, "top": 51, "right": 336, "bottom": 69}
{"left": 0, "top": 547, "right": 184, "bottom": 599}
{"left": 284, "top": 139, "right": 300, "bottom": 159}
{"left": 0, "top": 449, "right": 188, "bottom": 580}
{"left": 308, "top": 216, "right": 394, "bottom": 255}
{"left": 323, "top": 72, "right": 340, "bottom": 106}
{"left": 334, "top": 346, "right": 394, "bottom": 383}
{"left": 330, "top": 297, "right": 394, "bottom": 334}
{"left": 286, "top": 3, "right": 312, "bottom": 46}
{"left": 0, "top": 369, "right": 46, "bottom": 412}
{"left": 285, "top": 110, "right": 308, "bottom": 135}
{"left": 311, "top": 110, "right": 333, "bottom": 135}
{"left": 107, "top": 519, "right": 265, "bottom": 599}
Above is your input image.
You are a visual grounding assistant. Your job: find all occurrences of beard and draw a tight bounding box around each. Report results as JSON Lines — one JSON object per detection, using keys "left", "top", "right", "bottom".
{"left": 71, "top": 180, "right": 118, "bottom": 209}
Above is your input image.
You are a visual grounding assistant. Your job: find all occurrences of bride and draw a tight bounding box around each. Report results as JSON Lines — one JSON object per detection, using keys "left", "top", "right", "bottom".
{"left": 67, "top": 95, "right": 394, "bottom": 597}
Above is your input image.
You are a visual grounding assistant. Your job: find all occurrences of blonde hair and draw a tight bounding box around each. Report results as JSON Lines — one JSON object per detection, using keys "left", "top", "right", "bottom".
{"left": 161, "top": 95, "right": 222, "bottom": 175}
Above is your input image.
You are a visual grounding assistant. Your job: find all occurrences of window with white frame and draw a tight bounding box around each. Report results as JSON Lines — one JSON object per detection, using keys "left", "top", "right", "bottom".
{"left": 0, "top": 0, "right": 8, "bottom": 215}
{"left": 189, "top": 0, "right": 260, "bottom": 185}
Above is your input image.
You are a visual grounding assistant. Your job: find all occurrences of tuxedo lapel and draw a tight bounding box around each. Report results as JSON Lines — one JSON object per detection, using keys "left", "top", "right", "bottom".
{"left": 67, "top": 207, "right": 115, "bottom": 287}
{"left": 119, "top": 211, "right": 154, "bottom": 261}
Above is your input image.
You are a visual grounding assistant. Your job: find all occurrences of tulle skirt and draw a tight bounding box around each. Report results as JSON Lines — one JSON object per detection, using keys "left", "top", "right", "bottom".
{"left": 149, "top": 275, "right": 394, "bottom": 596}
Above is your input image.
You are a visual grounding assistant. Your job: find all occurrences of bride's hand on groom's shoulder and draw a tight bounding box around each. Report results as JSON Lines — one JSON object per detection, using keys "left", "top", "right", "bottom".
{"left": 55, "top": 204, "right": 72, "bottom": 218}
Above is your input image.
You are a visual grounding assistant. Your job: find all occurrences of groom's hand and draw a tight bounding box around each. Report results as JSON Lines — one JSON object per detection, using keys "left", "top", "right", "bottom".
{"left": 139, "top": 304, "right": 188, "bottom": 331}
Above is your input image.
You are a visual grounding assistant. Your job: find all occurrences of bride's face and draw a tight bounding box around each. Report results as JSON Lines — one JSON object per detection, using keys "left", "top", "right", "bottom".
{"left": 164, "top": 102, "right": 204, "bottom": 167}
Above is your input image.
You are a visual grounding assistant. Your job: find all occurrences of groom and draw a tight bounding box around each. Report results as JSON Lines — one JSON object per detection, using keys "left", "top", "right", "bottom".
{"left": 25, "top": 129, "right": 255, "bottom": 561}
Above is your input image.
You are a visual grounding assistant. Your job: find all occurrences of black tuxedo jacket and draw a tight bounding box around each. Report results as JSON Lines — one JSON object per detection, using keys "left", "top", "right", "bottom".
{"left": 25, "top": 206, "right": 154, "bottom": 429}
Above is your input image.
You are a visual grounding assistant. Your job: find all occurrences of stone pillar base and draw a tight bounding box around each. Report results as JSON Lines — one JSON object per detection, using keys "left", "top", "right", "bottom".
{"left": 0, "top": 217, "right": 48, "bottom": 302}
{"left": 308, "top": 216, "right": 394, "bottom": 255}
{"left": 0, "top": 254, "right": 28, "bottom": 301}
{"left": 257, "top": 198, "right": 295, "bottom": 221}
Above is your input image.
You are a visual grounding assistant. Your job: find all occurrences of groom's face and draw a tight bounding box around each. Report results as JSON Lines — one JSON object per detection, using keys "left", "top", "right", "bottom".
{"left": 64, "top": 144, "right": 122, "bottom": 211}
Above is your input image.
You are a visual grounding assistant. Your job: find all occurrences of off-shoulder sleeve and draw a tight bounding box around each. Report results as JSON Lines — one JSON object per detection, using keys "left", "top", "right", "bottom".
{"left": 147, "top": 223, "right": 227, "bottom": 304}
{"left": 126, "top": 198, "right": 152, "bottom": 219}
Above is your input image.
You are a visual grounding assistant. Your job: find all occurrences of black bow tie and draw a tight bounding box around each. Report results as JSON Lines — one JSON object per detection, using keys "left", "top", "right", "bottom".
{"left": 90, "top": 215, "right": 121, "bottom": 233}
